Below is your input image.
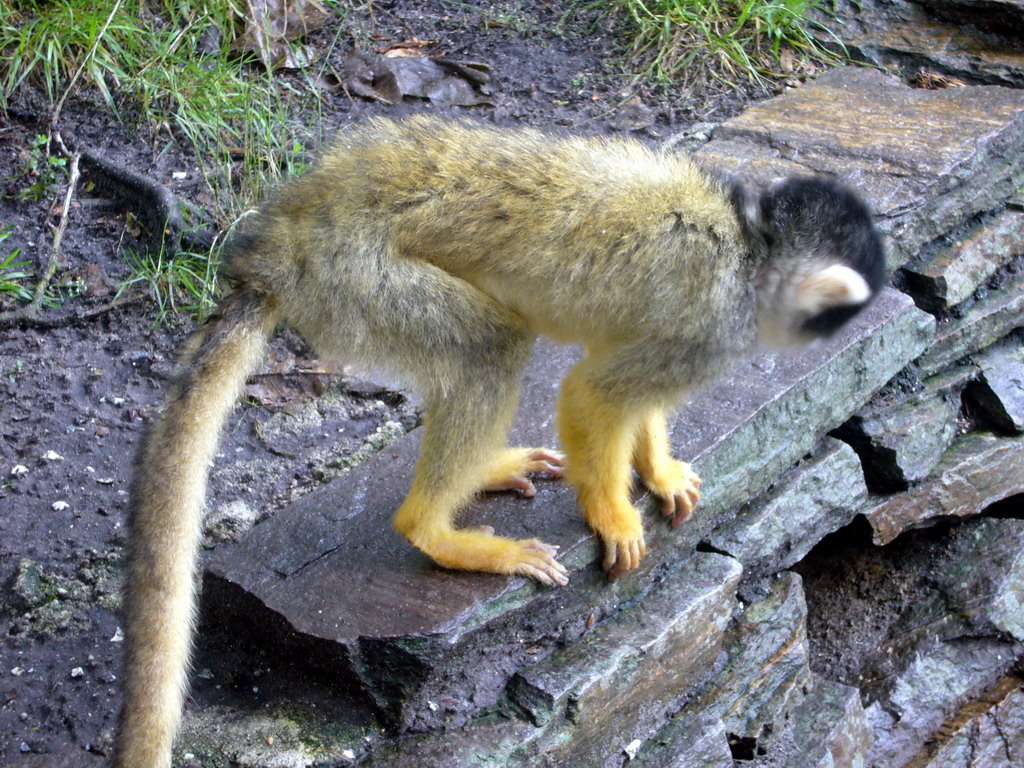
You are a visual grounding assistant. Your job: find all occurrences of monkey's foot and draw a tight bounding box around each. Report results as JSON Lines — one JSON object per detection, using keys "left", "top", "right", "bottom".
{"left": 481, "top": 447, "right": 565, "bottom": 497}
{"left": 504, "top": 537, "right": 569, "bottom": 586}
{"left": 412, "top": 527, "right": 569, "bottom": 587}
{"left": 641, "top": 459, "right": 701, "bottom": 528}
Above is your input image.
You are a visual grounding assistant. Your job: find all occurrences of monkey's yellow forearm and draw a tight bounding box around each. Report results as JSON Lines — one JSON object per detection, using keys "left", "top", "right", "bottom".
{"left": 558, "top": 361, "right": 648, "bottom": 576}
{"left": 392, "top": 384, "right": 568, "bottom": 586}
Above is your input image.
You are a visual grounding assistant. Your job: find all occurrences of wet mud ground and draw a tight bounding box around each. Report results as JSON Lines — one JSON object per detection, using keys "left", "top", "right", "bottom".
{"left": 0, "top": 1, "right": 909, "bottom": 764}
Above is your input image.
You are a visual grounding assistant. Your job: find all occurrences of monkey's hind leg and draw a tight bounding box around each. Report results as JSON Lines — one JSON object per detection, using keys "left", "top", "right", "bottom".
{"left": 394, "top": 393, "right": 568, "bottom": 586}
{"left": 558, "top": 359, "right": 648, "bottom": 579}
{"left": 632, "top": 409, "right": 701, "bottom": 527}
{"left": 375, "top": 262, "right": 567, "bottom": 586}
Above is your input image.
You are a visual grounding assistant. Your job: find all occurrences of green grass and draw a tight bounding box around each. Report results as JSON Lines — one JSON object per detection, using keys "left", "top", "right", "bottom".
{"left": 601, "top": 0, "right": 842, "bottom": 85}
{"left": 0, "top": 1, "right": 340, "bottom": 218}
{"left": 0, "top": 226, "right": 32, "bottom": 303}
{"left": 16, "top": 133, "right": 68, "bottom": 201}
{"left": 0, "top": 1, "right": 346, "bottom": 319}
{"left": 0, "top": 224, "right": 86, "bottom": 310}
{"left": 119, "top": 242, "right": 222, "bottom": 325}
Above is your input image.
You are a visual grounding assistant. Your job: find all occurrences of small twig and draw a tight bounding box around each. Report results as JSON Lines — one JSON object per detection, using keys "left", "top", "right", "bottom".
{"left": 3, "top": 296, "right": 141, "bottom": 330}
{"left": 0, "top": 134, "right": 81, "bottom": 327}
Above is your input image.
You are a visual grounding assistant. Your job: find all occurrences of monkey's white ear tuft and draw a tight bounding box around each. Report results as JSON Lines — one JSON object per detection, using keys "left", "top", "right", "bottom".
{"left": 794, "top": 264, "right": 872, "bottom": 315}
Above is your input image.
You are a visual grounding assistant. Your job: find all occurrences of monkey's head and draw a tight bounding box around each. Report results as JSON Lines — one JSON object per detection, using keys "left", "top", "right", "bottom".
{"left": 735, "top": 176, "right": 886, "bottom": 348}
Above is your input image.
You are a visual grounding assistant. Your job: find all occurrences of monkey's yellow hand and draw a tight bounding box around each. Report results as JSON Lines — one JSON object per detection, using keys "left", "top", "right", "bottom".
{"left": 598, "top": 509, "right": 647, "bottom": 580}
{"left": 641, "top": 460, "right": 702, "bottom": 528}
{"left": 576, "top": 496, "right": 647, "bottom": 580}
{"left": 481, "top": 447, "right": 565, "bottom": 497}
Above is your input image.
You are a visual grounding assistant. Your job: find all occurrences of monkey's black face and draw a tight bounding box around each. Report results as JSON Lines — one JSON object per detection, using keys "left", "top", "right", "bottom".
{"left": 750, "top": 177, "right": 885, "bottom": 348}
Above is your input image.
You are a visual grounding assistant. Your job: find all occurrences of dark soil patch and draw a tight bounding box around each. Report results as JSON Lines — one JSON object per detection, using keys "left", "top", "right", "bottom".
{"left": 0, "top": 1, "right": 773, "bottom": 763}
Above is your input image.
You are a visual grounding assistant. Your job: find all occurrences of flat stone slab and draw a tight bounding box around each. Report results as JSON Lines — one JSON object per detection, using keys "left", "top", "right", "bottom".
{"left": 632, "top": 715, "right": 733, "bottom": 768}
{"left": 867, "top": 638, "right": 1020, "bottom": 767}
{"left": 818, "top": 0, "right": 1024, "bottom": 84}
{"left": 869, "top": 517, "right": 1024, "bottom": 653}
{"left": 935, "top": 518, "right": 1024, "bottom": 643}
{"left": 918, "top": 270, "right": 1024, "bottom": 375}
{"left": 696, "top": 67, "right": 1024, "bottom": 267}
{"left": 834, "top": 375, "right": 963, "bottom": 492}
{"left": 205, "top": 287, "right": 932, "bottom": 729}
{"left": 683, "top": 572, "right": 811, "bottom": 747}
{"left": 509, "top": 552, "right": 740, "bottom": 728}
{"left": 510, "top": 553, "right": 741, "bottom": 767}
{"left": 778, "top": 676, "right": 872, "bottom": 768}
{"left": 360, "top": 713, "right": 538, "bottom": 768}
{"left": 861, "top": 432, "right": 1024, "bottom": 544}
{"left": 904, "top": 207, "right": 1024, "bottom": 311}
{"left": 916, "top": 675, "right": 1024, "bottom": 767}
{"left": 966, "top": 334, "right": 1024, "bottom": 432}
{"left": 707, "top": 439, "right": 867, "bottom": 579}
{"left": 359, "top": 554, "right": 743, "bottom": 768}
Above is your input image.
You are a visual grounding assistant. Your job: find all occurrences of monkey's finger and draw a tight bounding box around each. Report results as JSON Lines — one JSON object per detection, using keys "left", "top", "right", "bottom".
{"left": 605, "top": 537, "right": 646, "bottom": 579}
{"left": 607, "top": 547, "right": 633, "bottom": 581}
{"left": 603, "top": 543, "right": 619, "bottom": 573}
{"left": 486, "top": 474, "right": 538, "bottom": 497}
{"left": 517, "top": 550, "right": 569, "bottom": 586}
{"left": 664, "top": 484, "right": 700, "bottom": 524}
{"left": 670, "top": 500, "right": 693, "bottom": 528}
{"left": 528, "top": 565, "right": 570, "bottom": 587}
{"left": 523, "top": 538, "right": 560, "bottom": 556}
{"left": 519, "top": 564, "right": 557, "bottom": 586}
{"left": 618, "top": 540, "right": 634, "bottom": 573}
{"left": 671, "top": 488, "right": 700, "bottom": 526}
{"left": 685, "top": 486, "right": 701, "bottom": 511}
{"left": 525, "top": 448, "right": 566, "bottom": 477}
{"left": 661, "top": 494, "right": 677, "bottom": 518}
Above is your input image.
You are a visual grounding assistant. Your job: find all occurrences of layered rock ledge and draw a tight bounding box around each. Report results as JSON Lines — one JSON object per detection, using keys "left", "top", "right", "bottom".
{"left": 184, "top": 56, "right": 1024, "bottom": 768}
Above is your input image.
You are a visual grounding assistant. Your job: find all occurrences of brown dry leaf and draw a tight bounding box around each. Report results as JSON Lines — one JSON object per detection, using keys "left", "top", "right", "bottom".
{"left": 914, "top": 68, "right": 967, "bottom": 90}
{"left": 231, "top": 0, "right": 331, "bottom": 70}
{"left": 70, "top": 262, "right": 118, "bottom": 298}
{"left": 338, "top": 50, "right": 492, "bottom": 107}
{"left": 378, "top": 38, "right": 438, "bottom": 58}
{"left": 246, "top": 347, "right": 345, "bottom": 412}
{"left": 611, "top": 98, "right": 655, "bottom": 132}
{"left": 246, "top": 373, "right": 325, "bottom": 413}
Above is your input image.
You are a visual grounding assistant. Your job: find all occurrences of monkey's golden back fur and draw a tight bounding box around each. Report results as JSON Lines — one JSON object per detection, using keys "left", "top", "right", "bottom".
{"left": 228, "top": 117, "right": 753, "bottom": 375}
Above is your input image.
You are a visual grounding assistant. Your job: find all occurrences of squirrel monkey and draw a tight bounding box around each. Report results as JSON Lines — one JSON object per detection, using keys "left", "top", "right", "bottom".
{"left": 116, "top": 116, "right": 884, "bottom": 767}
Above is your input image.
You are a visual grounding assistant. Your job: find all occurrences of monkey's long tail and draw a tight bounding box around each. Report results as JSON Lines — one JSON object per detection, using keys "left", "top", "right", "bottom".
{"left": 116, "top": 289, "right": 280, "bottom": 768}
